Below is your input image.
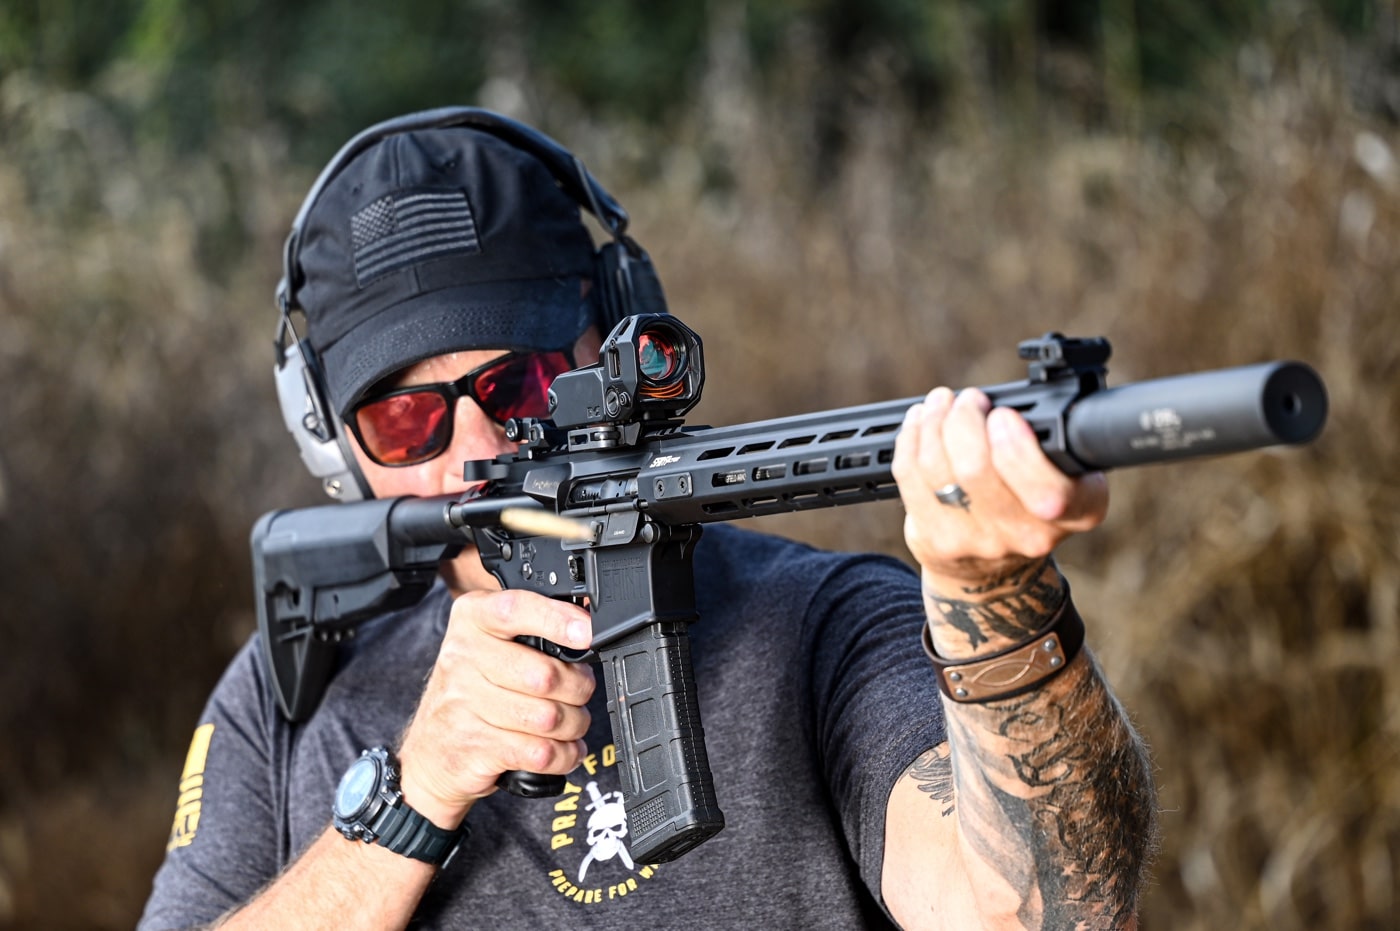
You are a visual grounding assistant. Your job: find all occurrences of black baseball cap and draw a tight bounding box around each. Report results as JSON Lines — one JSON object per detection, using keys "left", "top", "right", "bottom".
{"left": 295, "top": 126, "right": 597, "bottom": 418}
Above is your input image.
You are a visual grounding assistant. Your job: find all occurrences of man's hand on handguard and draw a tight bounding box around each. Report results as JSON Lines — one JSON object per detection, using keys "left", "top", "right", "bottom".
{"left": 893, "top": 386, "right": 1107, "bottom": 623}
{"left": 884, "top": 389, "right": 1149, "bottom": 931}
{"left": 396, "top": 589, "right": 597, "bottom": 831}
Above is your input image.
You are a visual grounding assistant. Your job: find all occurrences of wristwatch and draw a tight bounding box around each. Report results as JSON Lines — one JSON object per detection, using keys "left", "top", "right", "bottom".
{"left": 332, "top": 747, "right": 467, "bottom": 867}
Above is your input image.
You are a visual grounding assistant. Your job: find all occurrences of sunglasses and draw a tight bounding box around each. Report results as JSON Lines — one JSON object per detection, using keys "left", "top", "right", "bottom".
{"left": 348, "top": 351, "right": 574, "bottom": 467}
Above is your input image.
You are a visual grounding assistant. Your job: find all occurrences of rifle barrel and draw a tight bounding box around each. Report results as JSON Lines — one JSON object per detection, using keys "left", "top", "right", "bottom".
{"left": 1065, "top": 361, "right": 1327, "bottom": 470}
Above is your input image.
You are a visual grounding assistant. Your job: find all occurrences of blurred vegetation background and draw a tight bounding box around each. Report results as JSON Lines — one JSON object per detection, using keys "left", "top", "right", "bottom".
{"left": 1, "top": 0, "right": 1397, "bottom": 927}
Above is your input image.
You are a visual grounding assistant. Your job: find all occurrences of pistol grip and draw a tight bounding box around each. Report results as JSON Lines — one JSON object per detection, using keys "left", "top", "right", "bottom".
{"left": 495, "top": 635, "right": 589, "bottom": 800}
{"left": 497, "top": 770, "right": 566, "bottom": 797}
{"left": 601, "top": 620, "right": 725, "bottom": 863}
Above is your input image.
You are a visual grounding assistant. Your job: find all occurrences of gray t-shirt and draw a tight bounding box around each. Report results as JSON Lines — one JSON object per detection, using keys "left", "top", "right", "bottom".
{"left": 140, "top": 525, "right": 945, "bottom": 929}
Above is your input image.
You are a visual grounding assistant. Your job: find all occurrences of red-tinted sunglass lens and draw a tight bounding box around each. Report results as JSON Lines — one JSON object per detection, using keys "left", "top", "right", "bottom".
{"left": 474, "top": 352, "right": 572, "bottom": 424}
{"left": 355, "top": 391, "right": 452, "bottom": 465}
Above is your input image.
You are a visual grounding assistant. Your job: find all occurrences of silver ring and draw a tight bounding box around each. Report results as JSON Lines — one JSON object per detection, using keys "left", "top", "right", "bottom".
{"left": 934, "top": 483, "right": 971, "bottom": 511}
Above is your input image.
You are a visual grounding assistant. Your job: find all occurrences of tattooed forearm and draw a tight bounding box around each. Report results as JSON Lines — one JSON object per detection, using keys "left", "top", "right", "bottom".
{"left": 943, "top": 652, "right": 1159, "bottom": 928}
{"left": 923, "top": 557, "right": 1067, "bottom": 652}
{"left": 907, "top": 744, "right": 956, "bottom": 817}
{"left": 956, "top": 557, "right": 1048, "bottom": 596}
{"left": 917, "top": 559, "right": 1156, "bottom": 924}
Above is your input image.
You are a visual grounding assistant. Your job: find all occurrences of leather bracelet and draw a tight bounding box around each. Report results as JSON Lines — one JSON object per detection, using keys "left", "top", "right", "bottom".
{"left": 923, "top": 600, "right": 1085, "bottom": 703}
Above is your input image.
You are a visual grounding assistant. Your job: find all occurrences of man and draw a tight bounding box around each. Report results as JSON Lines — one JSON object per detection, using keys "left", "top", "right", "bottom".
{"left": 141, "top": 111, "right": 1156, "bottom": 930}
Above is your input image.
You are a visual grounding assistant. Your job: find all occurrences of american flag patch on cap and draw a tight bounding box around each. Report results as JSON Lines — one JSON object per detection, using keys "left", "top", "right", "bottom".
{"left": 350, "top": 187, "right": 480, "bottom": 286}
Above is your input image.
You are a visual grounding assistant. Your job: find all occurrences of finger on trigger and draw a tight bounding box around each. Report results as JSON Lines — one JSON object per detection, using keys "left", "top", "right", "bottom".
{"left": 557, "top": 603, "right": 592, "bottom": 651}
{"left": 456, "top": 590, "right": 592, "bottom": 652}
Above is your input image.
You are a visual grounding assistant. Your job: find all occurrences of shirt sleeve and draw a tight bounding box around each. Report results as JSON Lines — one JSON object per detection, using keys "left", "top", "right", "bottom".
{"left": 801, "top": 552, "right": 946, "bottom": 905}
{"left": 138, "top": 636, "right": 289, "bottom": 931}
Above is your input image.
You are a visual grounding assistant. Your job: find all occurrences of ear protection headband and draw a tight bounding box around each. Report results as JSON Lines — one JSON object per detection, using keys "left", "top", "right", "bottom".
{"left": 273, "top": 106, "right": 669, "bottom": 500}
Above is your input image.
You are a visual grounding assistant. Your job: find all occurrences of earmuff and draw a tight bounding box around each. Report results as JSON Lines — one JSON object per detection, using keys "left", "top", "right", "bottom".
{"left": 273, "top": 106, "right": 670, "bottom": 500}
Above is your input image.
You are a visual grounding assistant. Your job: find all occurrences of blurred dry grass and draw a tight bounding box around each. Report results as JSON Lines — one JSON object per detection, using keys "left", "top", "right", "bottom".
{"left": 2, "top": 41, "right": 1398, "bottom": 931}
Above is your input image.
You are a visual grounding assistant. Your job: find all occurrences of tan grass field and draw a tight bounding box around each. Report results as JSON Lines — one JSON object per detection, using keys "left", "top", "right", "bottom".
{"left": 0, "top": 51, "right": 1396, "bottom": 928}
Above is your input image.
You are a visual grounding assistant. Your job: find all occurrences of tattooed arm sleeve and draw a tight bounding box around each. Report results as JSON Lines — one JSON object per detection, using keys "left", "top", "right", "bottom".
{"left": 884, "top": 559, "right": 1158, "bottom": 931}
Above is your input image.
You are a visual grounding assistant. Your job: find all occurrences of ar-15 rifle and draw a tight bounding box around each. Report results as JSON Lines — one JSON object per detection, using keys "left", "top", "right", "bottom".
{"left": 252, "top": 314, "right": 1327, "bottom": 865}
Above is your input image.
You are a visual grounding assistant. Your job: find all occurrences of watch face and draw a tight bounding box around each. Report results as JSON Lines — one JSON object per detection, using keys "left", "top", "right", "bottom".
{"left": 334, "top": 756, "right": 379, "bottom": 821}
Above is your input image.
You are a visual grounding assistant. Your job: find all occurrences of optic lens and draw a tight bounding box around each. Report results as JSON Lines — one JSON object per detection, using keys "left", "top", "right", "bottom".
{"left": 637, "top": 328, "right": 682, "bottom": 383}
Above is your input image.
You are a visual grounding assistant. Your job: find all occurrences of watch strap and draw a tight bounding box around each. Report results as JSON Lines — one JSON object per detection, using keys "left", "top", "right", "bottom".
{"left": 370, "top": 798, "right": 467, "bottom": 867}
{"left": 338, "top": 747, "right": 468, "bottom": 868}
{"left": 924, "top": 599, "right": 1085, "bottom": 703}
